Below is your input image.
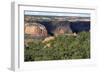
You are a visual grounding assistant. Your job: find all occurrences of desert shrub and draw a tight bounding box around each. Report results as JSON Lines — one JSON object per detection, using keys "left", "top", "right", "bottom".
{"left": 24, "top": 31, "right": 90, "bottom": 61}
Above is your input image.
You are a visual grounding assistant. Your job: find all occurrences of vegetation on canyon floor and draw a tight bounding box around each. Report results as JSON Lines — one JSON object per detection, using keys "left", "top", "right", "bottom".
{"left": 24, "top": 31, "right": 90, "bottom": 61}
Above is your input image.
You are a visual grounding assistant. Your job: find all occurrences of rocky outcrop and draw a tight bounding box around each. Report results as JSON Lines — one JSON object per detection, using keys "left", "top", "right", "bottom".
{"left": 52, "top": 21, "right": 72, "bottom": 36}
{"left": 42, "top": 36, "right": 55, "bottom": 43}
{"left": 25, "top": 23, "right": 48, "bottom": 38}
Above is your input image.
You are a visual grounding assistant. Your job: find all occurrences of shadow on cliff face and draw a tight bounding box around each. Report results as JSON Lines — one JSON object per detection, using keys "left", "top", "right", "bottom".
{"left": 37, "top": 21, "right": 54, "bottom": 36}
{"left": 37, "top": 21, "right": 90, "bottom": 36}
{"left": 70, "top": 21, "right": 90, "bottom": 33}
{"left": 38, "top": 21, "right": 73, "bottom": 36}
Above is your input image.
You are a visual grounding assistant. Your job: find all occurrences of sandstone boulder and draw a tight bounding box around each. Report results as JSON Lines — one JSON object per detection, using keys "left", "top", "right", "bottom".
{"left": 42, "top": 36, "right": 55, "bottom": 43}
{"left": 25, "top": 23, "right": 47, "bottom": 38}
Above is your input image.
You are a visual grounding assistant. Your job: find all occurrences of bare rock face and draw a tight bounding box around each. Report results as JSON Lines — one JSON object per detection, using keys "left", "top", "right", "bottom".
{"left": 54, "top": 26, "right": 67, "bottom": 36}
{"left": 52, "top": 21, "right": 72, "bottom": 36}
{"left": 42, "top": 36, "right": 55, "bottom": 43}
{"left": 25, "top": 23, "right": 48, "bottom": 38}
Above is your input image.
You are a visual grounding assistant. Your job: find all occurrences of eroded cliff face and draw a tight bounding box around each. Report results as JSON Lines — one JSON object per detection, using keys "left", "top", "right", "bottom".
{"left": 25, "top": 23, "right": 47, "bottom": 38}
{"left": 50, "top": 21, "right": 72, "bottom": 36}
{"left": 24, "top": 15, "right": 90, "bottom": 38}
